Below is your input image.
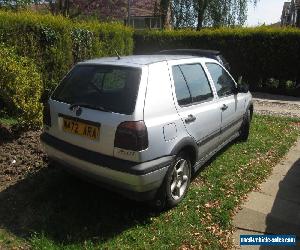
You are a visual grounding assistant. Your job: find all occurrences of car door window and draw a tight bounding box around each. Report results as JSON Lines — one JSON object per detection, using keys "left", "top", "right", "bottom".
{"left": 172, "top": 64, "right": 213, "bottom": 106}
{"left": 172, "top": 66, "right": 192, "bottom": 106}
{"left": 206, "top": 63, "right": 236, "bottom": 98}
{"left": 179, "top": 64, "right": 213, "bottom": 103}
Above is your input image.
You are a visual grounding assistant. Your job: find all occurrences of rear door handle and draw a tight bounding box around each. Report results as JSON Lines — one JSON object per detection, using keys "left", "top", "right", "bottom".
{"left": 185, "top": 114, "right": 196, "bottom": 124}
{"left": 221, "top": 104, "right": 228, "bottom": 111}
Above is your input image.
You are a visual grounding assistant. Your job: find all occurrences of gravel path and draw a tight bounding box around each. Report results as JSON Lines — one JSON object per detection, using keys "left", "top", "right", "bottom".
{"left": 253, "top": 99, "right": 300, "bottom": 118}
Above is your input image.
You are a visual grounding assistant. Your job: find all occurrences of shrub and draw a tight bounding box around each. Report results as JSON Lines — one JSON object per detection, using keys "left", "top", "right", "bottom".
{"left": 134, "top": 27, "right": 300, "bottom": 92}
{"left": 0, "top": 11, "right": 134, "bottom": 99}
{"left": 0, "top": 11, "right": 72, "bottom": 98}
{"left": 0, "top": 46, "right": 43, "bottom": 127}
{"left": 72, "top": 21, "right": 133, "bottom": 63}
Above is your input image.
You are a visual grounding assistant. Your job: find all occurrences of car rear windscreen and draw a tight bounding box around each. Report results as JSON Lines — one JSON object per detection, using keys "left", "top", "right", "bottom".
{"left": 51, "top": 65, "right": 142, "bottom": 115}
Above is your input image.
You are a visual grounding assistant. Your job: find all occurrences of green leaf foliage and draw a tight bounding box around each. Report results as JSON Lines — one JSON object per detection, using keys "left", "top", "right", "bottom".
{"left": 134, "top": 27, "right": 300, "bottom": 91}
{"left": 0, "top": 10, "right": 133, "bottom": 127}
{"left": 0, "top": 45, "right": 43, "bottom": 127}
{"left": 0, "top": 10, "right": 133, "bottom": 99}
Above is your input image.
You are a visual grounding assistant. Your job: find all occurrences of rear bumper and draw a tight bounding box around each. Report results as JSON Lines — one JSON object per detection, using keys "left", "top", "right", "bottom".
{"left": 40, "top": 133, "right": 173, "bottom": 201}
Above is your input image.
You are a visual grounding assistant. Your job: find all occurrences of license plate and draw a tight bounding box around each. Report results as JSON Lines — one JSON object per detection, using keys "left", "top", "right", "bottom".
{"left": 62, "top": 118, "right": 100, "bottom": 140}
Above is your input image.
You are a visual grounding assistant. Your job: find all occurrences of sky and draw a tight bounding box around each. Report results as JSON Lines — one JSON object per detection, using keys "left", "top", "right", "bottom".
{"left": 246, "top": 0, "right": 286, "bottom": 26}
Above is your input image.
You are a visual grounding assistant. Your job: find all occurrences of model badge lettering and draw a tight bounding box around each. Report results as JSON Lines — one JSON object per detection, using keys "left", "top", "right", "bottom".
{"left": 117, "top": 149, "right": 135, "bottom": 157}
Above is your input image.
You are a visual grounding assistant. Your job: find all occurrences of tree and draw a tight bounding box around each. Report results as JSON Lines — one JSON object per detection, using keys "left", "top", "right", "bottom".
{"left": 160, "top": 0, "right": 259, "bottom": 29}
{"left": 172, "top": 0, "right": 196, "bottom": 28}
{"left": 194, "top": 0, "right": 253, "bottom": 29}
{"left": 160, "top": 0, "right": 172, "bottom": 29}
{"left": 45, "top": 0, "right": 71, "bottom": 16}
{"left": 68, "top": 0, "right": 127, "bottom": 19}
{"left": 0, "top": 0, "right": 34, "bottom": 9}
{"left": 195, "top": 0, "right": 208, "bottom": 29}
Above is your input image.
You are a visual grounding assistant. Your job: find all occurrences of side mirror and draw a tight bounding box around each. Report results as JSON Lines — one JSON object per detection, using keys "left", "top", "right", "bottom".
{"left": 237, "top": 84, "right": 249, "bottom": 93}
{"left": 238, "top": 76, "right": 243, "bottom": 85}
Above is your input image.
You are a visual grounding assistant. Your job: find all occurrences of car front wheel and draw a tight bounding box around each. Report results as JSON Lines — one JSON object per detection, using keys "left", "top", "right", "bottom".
{"left": 239, "top": 109, "right": 251, "bottom": 141}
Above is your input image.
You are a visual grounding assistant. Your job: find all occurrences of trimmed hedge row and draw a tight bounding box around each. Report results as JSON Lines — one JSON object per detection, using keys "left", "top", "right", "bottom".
{"left": 0, "top": 46, "right": 43, "bottom": 127}
{"left": 134, "top": 28, "right": 300, "bottom": 91}
{"left": 0, "top": 11, "right": 133, "bottom": 98}
{"left": 1, "top": 13, "right": 300, "bottom": 127}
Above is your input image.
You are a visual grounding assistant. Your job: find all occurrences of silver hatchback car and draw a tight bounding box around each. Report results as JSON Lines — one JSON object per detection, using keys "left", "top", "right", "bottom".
{"left": 41, "top": 54, "right": 253, "bottom": 208}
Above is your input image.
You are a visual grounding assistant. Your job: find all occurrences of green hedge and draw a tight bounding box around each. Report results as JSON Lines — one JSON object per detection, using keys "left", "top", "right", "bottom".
{"left": 134, "top": 28, "right": 300, "bottom": 91}
{"left": 0, "top": 46, "right": 43, "bottom": 127}
{"left": 0, "top": 11, "right": 133, "bottom": 99}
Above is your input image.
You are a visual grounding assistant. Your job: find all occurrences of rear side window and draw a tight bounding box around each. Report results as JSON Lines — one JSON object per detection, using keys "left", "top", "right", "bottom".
{"left": 172, "top": 66, "right": 192, "bottom": 106}
{"left": 172, "top": 64, "right": 213, "bottom": 106}
{"left": 51, "top": 65, "right": 141, "bottom": 115}
{"left": 206, "top": 63, "right": 235, "bottom": 98}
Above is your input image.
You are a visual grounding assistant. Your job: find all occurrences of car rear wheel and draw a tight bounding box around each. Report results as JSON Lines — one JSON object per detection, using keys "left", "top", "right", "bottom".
{"left": 152, "top": 152, "right": 192, "bottom": 210}
{"left": 162, "top": 152, "right": 191, "bottom": 208}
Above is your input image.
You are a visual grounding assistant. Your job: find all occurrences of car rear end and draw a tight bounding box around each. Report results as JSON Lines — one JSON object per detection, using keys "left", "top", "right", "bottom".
{"left": 41, "top": 61, "right": 171, "bottom": 200}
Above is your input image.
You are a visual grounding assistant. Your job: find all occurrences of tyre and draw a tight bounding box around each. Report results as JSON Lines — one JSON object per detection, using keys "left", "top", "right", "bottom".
{"left": 152, "top": 152, "right": 192, "bottom": 210}
{"left": 239, "top": 109, "right": 251, "bottom": 142}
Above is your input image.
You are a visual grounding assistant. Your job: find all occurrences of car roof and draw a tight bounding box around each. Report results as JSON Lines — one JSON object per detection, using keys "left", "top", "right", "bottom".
{"left": 79, "top": 55, "right": 211, "bottom": 67}
{"left": 156, "top": 49, "right": 221, "bottom": 57}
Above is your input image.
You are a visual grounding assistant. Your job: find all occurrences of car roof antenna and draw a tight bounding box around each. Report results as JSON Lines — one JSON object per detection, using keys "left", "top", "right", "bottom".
{"left": 114, "top": 50, "right": 121, "bottom": 60}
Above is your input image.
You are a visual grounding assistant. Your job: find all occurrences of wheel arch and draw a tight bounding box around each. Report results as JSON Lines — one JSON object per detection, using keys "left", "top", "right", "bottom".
{"left": 170, "top": 137, "right": 198, "bottom": 168}
{"left": 247, "top": 100, "right": 254, "bottom": 120}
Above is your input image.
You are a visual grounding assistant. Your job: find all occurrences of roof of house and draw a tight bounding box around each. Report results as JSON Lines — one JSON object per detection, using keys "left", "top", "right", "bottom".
{"left": 130, "top": 0, "right": 159, "bottom": 17}
{"left": 96, "top": 0, "right": 159, "bottom": 20}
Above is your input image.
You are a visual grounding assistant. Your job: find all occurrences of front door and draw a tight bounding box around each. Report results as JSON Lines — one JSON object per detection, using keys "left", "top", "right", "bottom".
{"left": 205, "top": 63, "right": 244, "bottom": 142}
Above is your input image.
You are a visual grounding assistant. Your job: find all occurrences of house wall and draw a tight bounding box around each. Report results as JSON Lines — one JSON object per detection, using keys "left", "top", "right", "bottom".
{"left": 281, "top": 0, "right": 300, "bottom": 27}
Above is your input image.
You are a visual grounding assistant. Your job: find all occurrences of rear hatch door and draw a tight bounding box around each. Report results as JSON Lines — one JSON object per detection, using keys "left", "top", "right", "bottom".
{"left": 47, "top": 64, "right": 143, "bottom": 157}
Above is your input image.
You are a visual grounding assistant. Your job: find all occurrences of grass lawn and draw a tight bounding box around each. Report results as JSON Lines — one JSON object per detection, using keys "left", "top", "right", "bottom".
{"left": 0, "top": 115, "right": 299, "bottom": 249}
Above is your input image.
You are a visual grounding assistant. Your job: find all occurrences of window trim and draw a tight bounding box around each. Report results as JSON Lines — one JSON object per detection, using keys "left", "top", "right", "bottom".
{"left": 172, "top": 65, "right": 193, "bottom": 106}
{"left": 205, "top": 62, "right": 237, "bottom": 99}
{"left": 172, "top": 63, "right": 215, "bottom": 108}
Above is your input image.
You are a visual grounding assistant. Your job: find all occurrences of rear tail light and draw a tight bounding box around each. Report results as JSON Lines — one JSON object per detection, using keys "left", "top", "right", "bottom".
{"left": 43, "top": 102, "right": 51, "bottom": 127}
{"left": 114, "top": 121, "right": 148, "bottom": 151}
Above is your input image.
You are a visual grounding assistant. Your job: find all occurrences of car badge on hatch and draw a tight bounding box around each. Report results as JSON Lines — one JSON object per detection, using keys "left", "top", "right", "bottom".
{"left": 70, "top": 105, "right": 82, "bottom": 117}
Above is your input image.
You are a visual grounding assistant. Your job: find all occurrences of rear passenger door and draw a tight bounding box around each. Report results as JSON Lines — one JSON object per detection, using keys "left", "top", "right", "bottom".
{"left": 206, "top": 63, "right": 244, "bottom": 143}
{"left": 170, "top": 63, "right": 221, "bottom": 160}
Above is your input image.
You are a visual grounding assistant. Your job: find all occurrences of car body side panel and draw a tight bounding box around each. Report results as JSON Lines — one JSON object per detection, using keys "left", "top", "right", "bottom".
{"left": 142, "top": 61, "right": 189, "bottom": 162}
{"left": 166, "top": 59, "right": 222, "bottom": 160}
{"left": 218, "top": 95, "right": 244, "bottom": 141}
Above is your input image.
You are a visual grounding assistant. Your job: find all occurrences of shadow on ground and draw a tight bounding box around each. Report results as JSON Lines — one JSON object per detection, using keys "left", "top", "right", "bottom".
{"left": 260, "top": 158, "right": 300, "bottom": 250}
{"left": 0, "top": 137, "right": 241, "bottom": 247}
{"left": 0, "top": 165, "right": 154, "bottom": 245}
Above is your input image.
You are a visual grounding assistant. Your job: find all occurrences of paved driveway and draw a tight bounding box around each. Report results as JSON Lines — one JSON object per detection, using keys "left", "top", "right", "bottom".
{"left": 233, "top": 93, "right": 300, "bottom": 249}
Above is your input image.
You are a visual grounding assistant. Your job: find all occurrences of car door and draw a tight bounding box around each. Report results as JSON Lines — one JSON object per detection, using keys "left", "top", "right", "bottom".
{"left": 205, "top": 63, "right": 245, "bottom": 143}
{"left": 170, "top": 62, "right": 222, "bottom": 160}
